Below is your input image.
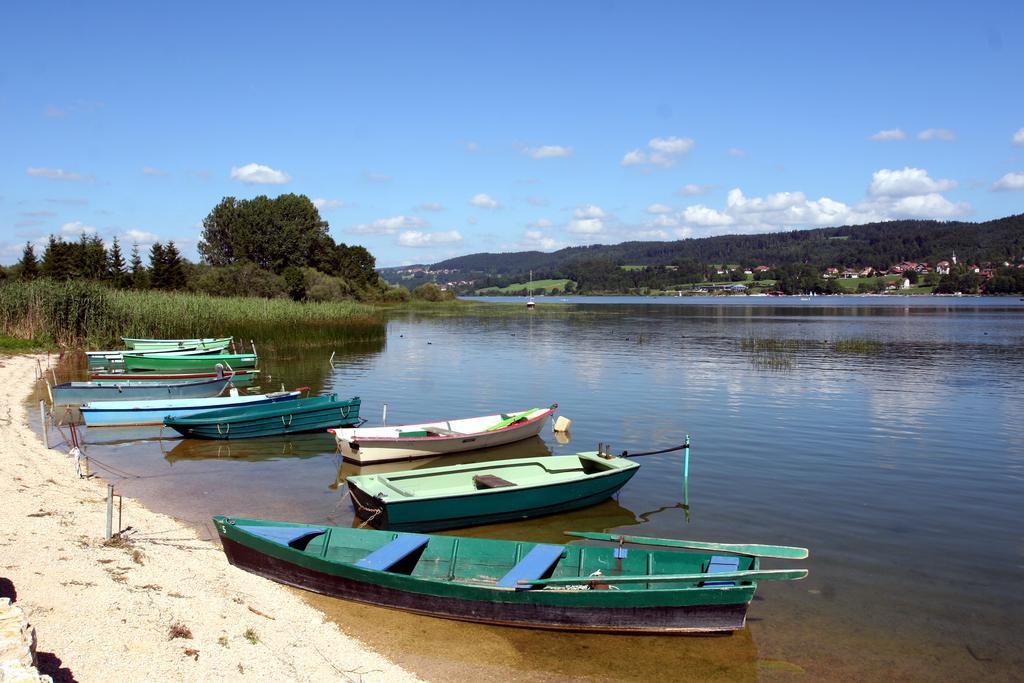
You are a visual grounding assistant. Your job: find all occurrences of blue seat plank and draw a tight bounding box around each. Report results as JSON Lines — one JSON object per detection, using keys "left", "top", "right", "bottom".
{"left": 356, "top": 534, "right": 430, "bottom": 571}
{"left": 237, "top": 525, "right": 325, "bottom": 547}
{"left": 497, "top": 544, "right": 564, "bottom": 589}
{"left": 702, "top": 554, "right": 740, "bottom": 587}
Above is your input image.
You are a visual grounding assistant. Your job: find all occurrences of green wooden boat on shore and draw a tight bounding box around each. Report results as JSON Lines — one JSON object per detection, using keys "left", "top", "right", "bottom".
{"left": 121, "top": 352, "right": 257, "bottom": 372}
{"left": 164, "top": 394, "right": 361, "bottom": 439}
{"left": 214, "top": 516, "right": 808, "bottom": 633}
{"left": 346, "top": 452, "right": 640, "bottom": 531}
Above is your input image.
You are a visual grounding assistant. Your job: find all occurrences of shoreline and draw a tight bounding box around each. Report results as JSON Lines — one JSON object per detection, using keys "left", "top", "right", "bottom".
{"left": 0, "top": 353, "right": 418, "bottom": 682}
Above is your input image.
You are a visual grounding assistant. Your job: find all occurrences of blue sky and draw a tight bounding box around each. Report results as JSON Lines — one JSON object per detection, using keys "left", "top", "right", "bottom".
{"left": 3, "top": 1, "right": 1023, "bottom": 267}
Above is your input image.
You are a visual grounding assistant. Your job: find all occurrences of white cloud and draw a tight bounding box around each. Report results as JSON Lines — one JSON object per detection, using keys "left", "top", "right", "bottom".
{"left": 676, "top": 183, "right": 712, "bottom": 196}
{"left": 726, "top": 147, "right": 746, "bottom": 158}
{"left": 526, "top": 196, "right": 549, "bottom": 207}
{"left": 466, "top": 216, "right": 478, "bottom": 225}
{"left": 124, "top": 229, "right": 159, "bottom": 244}
{"left": 621, "top": 136, "right": 695, "bottom": 168}
{"left": 887, "top": 193, "right": 967, "bottom": 218}
{"left": 142, "top": 166, "right": 168, "bottom": 177}
{"left": 312, "top": 197, "right": 348, "bottom": 210}
{"left": 917, "top": 128, "right": 955, "bottom": 141}
{"left": 27, "top": 167, "right": 92, "bottom": 182}
{"left": 992, "top": 172, "right": 1024, "bottom": 191}
{"left": 230, "top": 163, "right": 291, "bottom": 185}
{"left": 418, "top": 202, "right": 444, "bottom": 212}
{"left": 524, "top": 145, "right": 573, "bottom": 159}
{"left": 363, "top": 171, "right": 392, "bottom": 183}
{"left": 351, "top": 215, "right": 427, "bottom": 235}
{"left": 469, "top": 193, "right": 499, "bottom": 208}
{"left": 397, "top": 230, "right": 463, "bottom": 247}
{"left": 1013, "top": 128, "right": 1024, "bottom": 146}
{"left": 682, "top": 204, "right": 735, "bottom": 227}
{"left": 523, "top": 230, "right": 562, "bottom": 251}
{"left": 631, "top": 229, "right": 671, "bottom": 240}
{"left": 868, "top": 167, "right": 957, "bottom": 197}
{"left": 60, "top": 221, "right": 96, "bottom": 235}
{"left": 869, "top": 129, "right": 906, "bottom": 141}
{"left": 568, "top": 204, "right": 608, "bottom": 235}
{"left": 529, "top": 218, "right": 553, "bottom": 228}
{"left": 646, "top": 203, "right": 673, "bottom": 214}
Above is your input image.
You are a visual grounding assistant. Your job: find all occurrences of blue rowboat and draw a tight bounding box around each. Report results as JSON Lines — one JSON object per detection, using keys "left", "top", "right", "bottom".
{"left": 80, "top": 390, "right": 300, "bottom": 427}
{"left": 51, "top": 375, "right": 232, "bottom": 406}
{"left": 164, "top": 394, "right": 362, "bottom": 439}
{"left": 346, "top": 451, "right": 640, "bottom": 532}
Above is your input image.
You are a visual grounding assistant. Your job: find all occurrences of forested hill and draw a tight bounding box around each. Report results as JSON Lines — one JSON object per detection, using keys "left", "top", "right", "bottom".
{"left": 422, "top": 214, "right": 1024, "bottom": 275}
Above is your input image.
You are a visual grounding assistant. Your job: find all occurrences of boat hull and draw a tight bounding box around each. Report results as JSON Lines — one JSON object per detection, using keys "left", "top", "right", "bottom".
{"left": 122, "top": 337, "right": 232, "bottom": 350}
{"left": 121, "top": 353, "right": 257, "bottom": 372}
{"left": 347, "top": 456, "right": 639, "bottom": 532}
{"left": 51, "top": 376, "right": 231, "bottom": 405}
{"left": 81, "top": 392, "right": 298, "bottom": 427}
{"left": 334, "top": 407, "right": 555, "bottom": 464}
{"left": 216, "top": 519, "right": 753, "bottom": 634}
{"left": 164, "top": 395, "right": 361, "bottom": 439}
{"left": 90, "top": 370, "right": 260, "bottom": 387}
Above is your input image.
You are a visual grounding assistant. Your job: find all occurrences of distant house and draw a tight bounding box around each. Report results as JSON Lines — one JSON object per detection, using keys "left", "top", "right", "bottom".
{"left": 901, "top": 278, "right": 911, "bottom": 290}
{"left": 823, "top": 267, "right": 839, "bottom": 278}
{"left": 841, "top": 268, "right": 859, "bottom": 279}
{"left": 754, "top": 265, "right": 771, "bottom": 273}
{"left": 859, "top": 266, "right": 875, "bottom": 278}
{"left": 936, "top": 260, "right": 950, "bottom": 275}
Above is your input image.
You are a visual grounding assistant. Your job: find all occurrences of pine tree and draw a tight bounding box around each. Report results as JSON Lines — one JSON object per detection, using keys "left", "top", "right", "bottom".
{"left": 19, "top": 242, "right": 39, "bottom": 280}
{"left": 162, "top": 241, "right": 187, "bottom": 290}
{"left": 107, "top": 237, "right": 127, "bottom": 287}
{"left": 130, "top": 244, "right": 149, "bottom": 289}
{"left": 42, "top": 235, "right": 74, "bottom": 280}
{"left": 149, "top": 242, "right": 167, "bottom": 289}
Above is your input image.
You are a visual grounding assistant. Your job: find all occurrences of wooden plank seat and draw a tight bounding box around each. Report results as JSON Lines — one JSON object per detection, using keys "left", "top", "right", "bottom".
{"left": 496, "top": 544, "right": 565, "bottom": 589}
{"left": 473, "top": 474, "right": 516, "bottom": 489}
{"left": 236, "top": 525, "right": 325, "bottom": 549}
{"left": 701, "top": 555, "right": 740, "bottom": 586}
{"left": 355, "top": 534, "right": 430, "bottom": 572}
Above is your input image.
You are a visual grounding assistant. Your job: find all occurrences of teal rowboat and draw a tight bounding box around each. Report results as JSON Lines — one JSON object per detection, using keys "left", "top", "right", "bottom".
{"left": 346, "top": 452, "right": 640, "bottom": 531}
{"left": 81, "top": 390, "right": 300, "bottom": 426}
{"left": 121, "top": 352, "right": 257, "bottom": 372}
{"left": 86, "top": 344, "right": 228, "bottom": 369}
{"left": 122, "top": 337, "right": 232, "bottom": 350}
{"left": 164, "top": 394, "right": 362, "bottom": 439}
{"left": 214, "top": 516, "right": 808, "bottom": 633}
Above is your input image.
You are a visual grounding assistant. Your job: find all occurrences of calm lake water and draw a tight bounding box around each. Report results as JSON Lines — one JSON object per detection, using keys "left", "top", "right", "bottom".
{"left": 38, "top": 296, "right": 1024, "bottom": 681}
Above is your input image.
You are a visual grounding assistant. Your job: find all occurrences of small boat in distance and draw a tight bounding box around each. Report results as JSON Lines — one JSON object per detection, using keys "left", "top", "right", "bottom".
{"left": 526, "top": 269, "right": 536, "bottom": 309}
{"left": 164, "top": 394, "right": 361, "bottom": 439}
{"left": 329, "top": 405, "right": 557, "bottom": 464}
{"left": 345, "top": 451, "right": 640, "bottom": 531}
{"left": 81, "top": 390, "right": 300, "bottom": 427}
{"left": 214, "top": 516, "right": 808, "bottom": 633}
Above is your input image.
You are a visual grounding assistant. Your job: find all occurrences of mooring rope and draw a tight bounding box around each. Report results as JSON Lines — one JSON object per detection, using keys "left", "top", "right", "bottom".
{"left": 620, "top": 441, "right": 690, "bottom": 458}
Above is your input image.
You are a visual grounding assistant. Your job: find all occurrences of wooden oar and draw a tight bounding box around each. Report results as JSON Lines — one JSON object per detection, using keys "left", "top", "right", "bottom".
{"left": 519, "top": 568, "right": 808, "bottom": 587}
{"left": 564, "top": 532, "right": 809, "bottom": 560}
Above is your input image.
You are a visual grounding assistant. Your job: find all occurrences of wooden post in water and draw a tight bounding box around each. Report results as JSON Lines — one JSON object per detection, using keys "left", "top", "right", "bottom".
{"left": 39, "top": 400, "right": 49, "bottom": 449}
{"left": 382, "top": 403, "right": 388, "bottom": 425}
{"left": 105, "top": 484, "right": 114, "bottom": 540}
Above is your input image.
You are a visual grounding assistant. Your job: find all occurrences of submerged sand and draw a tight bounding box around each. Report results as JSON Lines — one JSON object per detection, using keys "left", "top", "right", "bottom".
{"left": 0, "top": 354, "right": 418, "bottom": 682}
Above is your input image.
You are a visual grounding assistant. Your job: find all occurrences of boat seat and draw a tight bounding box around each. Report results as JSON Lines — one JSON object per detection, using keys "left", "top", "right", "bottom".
{"left": 496, "top": 544, "right": 564, "bottom": 589}
{"left": 473, "top": 474, "right": 516, "bottom": 489}
{"left": 426, "top": 427, "right": 462, "bottom": 436}
{"left": 236, "top": 525, "right": 326, "bottom": 550}
{"left": 355, "top": 534, "right": 430, "bottom": 572}
{"left": 701, "top": 555, "right": 740, "bottom": 586}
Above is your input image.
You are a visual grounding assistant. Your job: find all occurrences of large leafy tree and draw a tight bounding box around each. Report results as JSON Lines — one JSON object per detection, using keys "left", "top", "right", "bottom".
{"left": 198, "top": 194, "right": 330, "bottom": 274}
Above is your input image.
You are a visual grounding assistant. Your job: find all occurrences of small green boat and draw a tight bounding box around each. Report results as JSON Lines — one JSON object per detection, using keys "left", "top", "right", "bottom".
{"left": 121, "top": 352, "right": 257, "bottom": 372}
{"left": 214, "top": 516, "right": 808, "bottom": 633}
{"left": 164, "top": 394, "right": 361, "bottom": 439}
{"left": 346, "top": 452, "right": 640, "bottom": 532}
{"left": 122, "top": 336, "right": 232, "bottom": 350}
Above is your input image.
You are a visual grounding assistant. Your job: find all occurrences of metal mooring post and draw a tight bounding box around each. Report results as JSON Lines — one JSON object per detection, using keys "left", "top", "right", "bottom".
{"left": 382, "top": 402, "right": 388, "bottom": 425}
{"left": 105, "top": 484, "right": 114, "bottom": 539}
{"left": 39, "top": 400, "right": 49, "bottom": 449}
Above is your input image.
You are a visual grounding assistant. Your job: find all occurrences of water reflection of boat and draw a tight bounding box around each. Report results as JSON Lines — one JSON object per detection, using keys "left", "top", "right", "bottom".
{"left": 163, "top": 432, "right": 333, "bottom": 463}
{"left": 333, "top": 436, "right": 552, "bottom": 486}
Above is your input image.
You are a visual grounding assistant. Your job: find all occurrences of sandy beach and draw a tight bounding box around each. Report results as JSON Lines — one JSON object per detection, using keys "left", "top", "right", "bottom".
{"left": 0, "top": 354, "right": 419, "bottom": 682}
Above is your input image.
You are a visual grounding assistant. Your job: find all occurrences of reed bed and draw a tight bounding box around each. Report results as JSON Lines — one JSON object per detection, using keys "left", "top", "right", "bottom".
{"left": 739, "top": 338, "right": 810, "bottom": 352}
{"left": 833, "top": 338, "right": 884, "bottom": 354}
{"left": 0, "top": 280, "right": 385, "bottom": 349}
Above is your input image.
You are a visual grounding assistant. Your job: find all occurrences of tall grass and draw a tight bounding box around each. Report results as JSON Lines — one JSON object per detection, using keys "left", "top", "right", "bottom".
{"left": 0, "top": 280, "right": 385, "bottom": 349}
